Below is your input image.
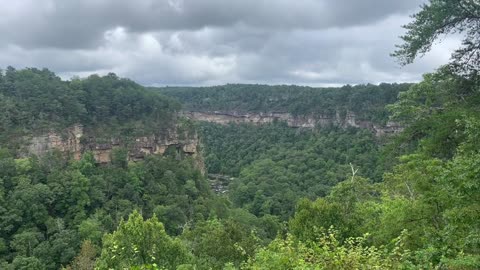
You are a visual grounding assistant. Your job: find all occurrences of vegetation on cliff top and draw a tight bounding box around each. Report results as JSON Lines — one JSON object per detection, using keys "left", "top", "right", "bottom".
{"left": 154, "top": 83, "right": 411, "bottom": 124}
{"left": 0, "top": 67, "right": 180, "bottom": 146}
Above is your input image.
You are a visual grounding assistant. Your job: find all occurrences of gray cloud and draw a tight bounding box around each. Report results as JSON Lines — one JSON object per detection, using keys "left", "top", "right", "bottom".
{"left": 1, "top": 0, "right": 455, "bottom": 86}
{"left": 0, "top": 0, "right": 424, "bottom": 49}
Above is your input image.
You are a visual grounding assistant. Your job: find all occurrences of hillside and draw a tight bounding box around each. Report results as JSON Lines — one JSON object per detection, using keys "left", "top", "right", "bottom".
{"left": 153, "top": 83, "right": 406, "bottom": 220}
{"left": 1, "top": 68, "right": 180, "bottom": 135}
{"left": 155, "top": 72, "right": 480, "bottom": 269}
{"left": 0, "top": 68, "right": 223, "bottom": 269}
{"left": 153, "top": 83, "right": 411, "bottom": 124}
{"left": 0, "top": 68, "right": 203, "bottom": 165}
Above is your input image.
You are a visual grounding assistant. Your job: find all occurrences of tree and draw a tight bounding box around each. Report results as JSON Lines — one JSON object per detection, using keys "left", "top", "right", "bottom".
{"left": 47, "top": 169, "right": 91, "bottom": 225}
{"left": 10, "top": 256, "right": 45, "bottom": 270}
{"left": 78, "top": 217, "right": 103, "bottom": 245}
{"left": 393, "top": 0, "right": 480, "bottom": 74}
{"left": 10, "top": 229, "right": 43, "bottom": 257}
{"left": 96, "top": 210, "right": 190, "bottom": 269}
{"left": 182, "top": 219, "right": 259, "bottom": 269}
{"left": 245, "top": 229, "right": 413, "bottom": 270}
{"left": 65, "top": 240, "right": 97, "bottom": 270}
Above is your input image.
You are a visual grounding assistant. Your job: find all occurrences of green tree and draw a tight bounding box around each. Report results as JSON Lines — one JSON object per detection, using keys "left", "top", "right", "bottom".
{"left": 289, "top": 176, "right": 378, "bottom": 243}
{"left": 245, "top": 229, "right": 413, "bottom": 270}
{"left": 47, "top": 169, "right": 91, "bottom": 225}
{"left": 65, "top": 240, "right": 97, "bottom": 270}
{"left": 10, "top": 229, "right": 43, "bottom": 257}
{"left": 96, "top": 210, "right": 190, "bottom": 269}
{"left": 182, "top": 219, "right": 259, "bottom": 269}
{"left": 10, "top": 256, "right": 45, "bottom": 270}
{"left": 393, "top": 0, "right": 480, "bottom": 74}
{"left": 78, "top": 217, "right": 103, "bottom": 245}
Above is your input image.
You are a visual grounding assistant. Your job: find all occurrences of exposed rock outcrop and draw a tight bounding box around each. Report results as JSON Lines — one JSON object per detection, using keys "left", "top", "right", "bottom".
{"left": 27, "top": 125, "right": 84, "bottom": 160}
{"left": 183, "top": 111, "right": 403, "bottom": 136}
{"left": 208, "top": 174, "right": 232, "bottom": 194}
{"left": 25, "top": 124, "right": 201, "bottom": 165}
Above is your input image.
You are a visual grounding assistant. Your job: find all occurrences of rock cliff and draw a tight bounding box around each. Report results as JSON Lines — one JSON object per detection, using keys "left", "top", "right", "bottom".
{"left": 183, "top": 111, "right": 402, "bottom": 136}
{"left": 24, "top": 124, "right": 200, "bottom": 164}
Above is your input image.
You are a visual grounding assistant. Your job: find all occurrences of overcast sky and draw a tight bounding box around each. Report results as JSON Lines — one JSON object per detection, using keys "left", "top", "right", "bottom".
{"left": 0, "top": 0, "right": 460, "bottom": 86}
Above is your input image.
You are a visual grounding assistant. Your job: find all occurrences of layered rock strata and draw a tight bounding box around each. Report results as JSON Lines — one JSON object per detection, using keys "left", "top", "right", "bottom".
{"left": 183, "top": 111, "right": 402, "bottom": 136}
{"left": 25, "top": 124, "right": 199, "bottom": 164}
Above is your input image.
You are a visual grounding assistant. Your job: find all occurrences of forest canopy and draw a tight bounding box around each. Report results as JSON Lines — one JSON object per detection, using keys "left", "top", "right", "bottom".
{"left": 154, "top": 83, "right": 411, "bottom": 124}
{"left": 0, "top": 67, "right": 180, "bottom": 140}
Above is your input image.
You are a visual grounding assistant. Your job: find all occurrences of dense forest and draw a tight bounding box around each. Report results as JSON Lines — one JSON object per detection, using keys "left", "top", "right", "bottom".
{"left": 200, "top": 123, "right": 382, "bottom": 220}
{"left": 1, "top": 0, "right": 480, "bottom": 269}
{"left": 0, "top": 68, "right": 180, "bottom": 147}
{"left": 154, "top": 83, "right": 411, "bottom": 124}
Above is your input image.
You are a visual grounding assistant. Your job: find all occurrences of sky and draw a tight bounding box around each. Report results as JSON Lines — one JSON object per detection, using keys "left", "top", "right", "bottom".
{"left": 0, "top": 0, "right": 460, "bottom": 86}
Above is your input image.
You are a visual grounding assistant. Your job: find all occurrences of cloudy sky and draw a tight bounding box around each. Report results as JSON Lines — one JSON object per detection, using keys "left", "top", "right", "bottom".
{"left": 0, "top": 0, "right": 460, "bottom": 86}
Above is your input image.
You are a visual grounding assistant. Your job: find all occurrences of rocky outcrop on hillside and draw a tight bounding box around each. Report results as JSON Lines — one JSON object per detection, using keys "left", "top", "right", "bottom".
{"left": 24, "top": 124, "right": 200, "bottom": 164}
{"left": 183, "top": 111, "right": 403, "bottom": 136}
{"left": 208, "top": 174, "right": 233, "bottom": 194}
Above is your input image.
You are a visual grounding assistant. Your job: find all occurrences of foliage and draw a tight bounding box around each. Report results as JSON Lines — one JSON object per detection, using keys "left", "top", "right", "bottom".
{"left": 64, "top": 240, "right": 97, "bottom": 270}
{"left": 245, "top": 229, "right": 414, "bottom": 270}
{"left": 155, "top": 83, "right": 409, "bottom": 124}
{"left": 289, "top": 176, "right": 379, "bottom": 243}
{"left": 96, "top": 211, "right": 190, "bottom": 269}
{"left": 392, "top": 0, "right": 480, "bottom": 74}
{"left": 0, "top": 67, "right": 180, "bottom": 147}
{"left": 387, "top": 68, "right": 480, "bottom": 159}
{"left": 0, "top": 151, "right": 222, "bottom": 269}
{"left": 181, "top": 219, "right": 259, "bottom": 269}
{"left": 200, "top": 122, "right": 382, "bottom": 219}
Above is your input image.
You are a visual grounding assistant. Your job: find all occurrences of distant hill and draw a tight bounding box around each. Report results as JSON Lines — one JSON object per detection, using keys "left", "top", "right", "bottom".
{"left": 0, "top": 67, "right": 181, "bottom": 150}
{"left": 152, "top": 83, "right": 412, "bottom": 124}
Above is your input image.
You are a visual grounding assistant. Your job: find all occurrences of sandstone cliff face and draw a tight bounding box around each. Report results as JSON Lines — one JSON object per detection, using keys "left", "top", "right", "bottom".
{"left": 25, "top": 124, "right": 200, "bottom": 164}
{"left": 183, "top": 111, "right": 403, "bottom": 136}
{"left": 28, "top": 125, "right": 84, "bottom": 160}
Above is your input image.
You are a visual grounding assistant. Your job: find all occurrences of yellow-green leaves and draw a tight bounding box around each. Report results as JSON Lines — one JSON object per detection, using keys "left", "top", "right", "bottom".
{"left": 96, "top": 211, "right": 190, "bottom": 269}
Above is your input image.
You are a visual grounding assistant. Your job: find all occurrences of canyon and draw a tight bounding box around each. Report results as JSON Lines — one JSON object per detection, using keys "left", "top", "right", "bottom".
{"left": 22, "top": 110, "right": 401, "bottom": 166}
